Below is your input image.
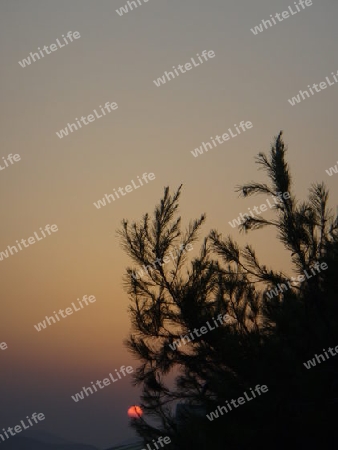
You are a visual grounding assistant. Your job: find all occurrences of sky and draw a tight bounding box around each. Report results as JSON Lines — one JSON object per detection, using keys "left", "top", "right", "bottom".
{"left": 0, "top": 0, "right": 337, "bottom": 448}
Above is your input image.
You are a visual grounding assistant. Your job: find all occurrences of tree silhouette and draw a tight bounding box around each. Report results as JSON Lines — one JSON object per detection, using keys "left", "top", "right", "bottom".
{"left": 118, "top": 132, "right": 338, "bottom": 449}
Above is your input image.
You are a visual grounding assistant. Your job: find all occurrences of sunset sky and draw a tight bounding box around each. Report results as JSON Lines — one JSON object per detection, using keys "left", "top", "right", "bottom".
{"left": 0, "top": 0, "right": 337, "bottom": 448}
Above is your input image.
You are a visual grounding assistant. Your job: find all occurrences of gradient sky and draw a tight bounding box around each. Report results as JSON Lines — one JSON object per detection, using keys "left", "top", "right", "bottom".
{"left": 0, "top": 0, "right": 337, "bottom": 447}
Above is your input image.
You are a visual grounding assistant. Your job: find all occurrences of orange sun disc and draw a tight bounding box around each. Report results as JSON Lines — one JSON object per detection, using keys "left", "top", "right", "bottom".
{"left": 128, "top": 405, "right": 143, "bottom": 418}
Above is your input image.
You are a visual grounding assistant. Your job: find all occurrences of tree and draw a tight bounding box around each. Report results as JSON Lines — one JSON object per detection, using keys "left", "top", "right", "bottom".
{"left": 118, "top": 132, "right": 338, "bottom": 449}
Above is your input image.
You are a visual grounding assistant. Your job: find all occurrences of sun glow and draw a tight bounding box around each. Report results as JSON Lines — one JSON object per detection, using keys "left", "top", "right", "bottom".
{"left": 127, "top": 405, "right": 143, "bottom": 418}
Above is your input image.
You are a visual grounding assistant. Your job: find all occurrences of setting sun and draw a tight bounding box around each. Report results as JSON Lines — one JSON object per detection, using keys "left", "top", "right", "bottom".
{"left": 127, "top": 405, "right": 143, "bottom": 418}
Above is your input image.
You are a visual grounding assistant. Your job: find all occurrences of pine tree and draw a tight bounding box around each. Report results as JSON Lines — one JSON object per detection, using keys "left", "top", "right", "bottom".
{"left": 118, "top": 132, "right": 338, "bottom": 449}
